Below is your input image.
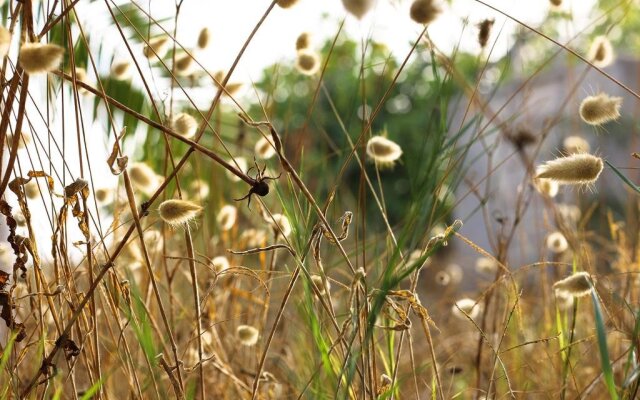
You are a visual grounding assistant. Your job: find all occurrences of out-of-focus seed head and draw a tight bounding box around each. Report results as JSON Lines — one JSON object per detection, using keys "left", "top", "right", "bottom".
{"left": 111, "top": 61, "right": 131, "bottom": 80}
{"left": 295, "top": 50, "right": 321, "bottom": 76}
{"left": 342, "top": 0, "right": 374, "bottom": 19}
{"left": 534, "top": 178, "right": 559, "bottom": 198}
{"left": 295, "top": 32, "right": 311, "bottom": 51}
{"left": 255, "top": 136, "right": 276, "bottom": 160}
{"left": 270, "top": 213, "right": 292, "bottom": 237}
{"left": 0, "top": 26, "right": 11, "bottom": 57}
{"left": 410, "top": 0, "right": 442, "bottom": 25}
{"left": 587, "top": 36, "right": 614, "bottom": 68}
{"left": 475, "top": 256, "right": 498, "bottom": 274}
{"left": 236, "top": 325, "right": 259, "bottom": 346}
{"left": 19, "top": 43, "right": 64, "bottom": 74}
{"left": 171, "top": 112, "right": 198, "bottom": 138}
{"left": 129, "top": 162, "right": 159, "bottom": 195}
{"left": 189, "top": 179, "right": 210, "bottom": 199}
{"left": 563, "top": 136, "right": 590, "bottom": 154}
{"left": 210, "top": 256, "right": 230, "bottom": 273}
{"left": 452, "top": 298, "right": 481, "bottom": 320}
{"left": 277, "top": 0, "right": 299, "bottom": 9}
{"left": 366, "top": 135, "right": 403, "bottom": 168}
{"left": 217, "top": 205, "right": 238, "bottom": 231}
{"left": 197, "top": 28, "right": 210, "bottom": 49}
{"left": 143, "top": 36, "right": 170, "bottom": 59}
{"left": 546, "top": 231, "right": 568, "bottom": 254}
{"left": 477, "top": 19, "right": 494, "bottom": 48}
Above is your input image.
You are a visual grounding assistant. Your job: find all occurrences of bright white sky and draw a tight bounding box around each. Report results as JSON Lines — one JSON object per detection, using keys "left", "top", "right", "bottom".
{"left": 85, "top": 0, "right": 598, "bottom": 84}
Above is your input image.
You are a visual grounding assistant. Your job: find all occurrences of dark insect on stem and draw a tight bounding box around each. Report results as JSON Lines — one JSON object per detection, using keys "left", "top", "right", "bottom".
{"left": 235, "top": 158, "right": 281, "bottom": 210}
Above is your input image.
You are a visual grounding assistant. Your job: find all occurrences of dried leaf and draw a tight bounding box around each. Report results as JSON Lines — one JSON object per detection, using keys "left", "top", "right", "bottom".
{"left": 107, "top": 127, "right": 128, "bottom": 175}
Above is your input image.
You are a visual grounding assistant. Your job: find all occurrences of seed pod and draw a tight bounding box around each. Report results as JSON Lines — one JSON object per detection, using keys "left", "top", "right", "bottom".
{"left": 535, "top": 153, "right": 603, "bottom": 185}
{"left": 111, "top": 61, "right": 131, "bottom": 80}
{"left": 452, "top": 298, "right": 481, "bottom": 320}
{"left": 587, "top": 36, "right": 614, "bottom": 68}
{"left": 366, "top": 135, "right": 403, "bottom": 167}
{"left": 0, "top": 26, "right": 11, "bottom": 57}
{"left": 563, "top": 136, "right": 590, "bottom": 154}
{"left": 143, "top": 36, "right": 170, "bottom": 59}
{"left": 295, "top": 50, "right": 320, "bottom": 75}
{"left": 270, "top": 214, "right": 292, "bottom": 237}
{"left": 534, "top": 178, "right": 559, "bottom": 198}
{"left": 579, "top": 93, "right": 622, "bottom": 126}
{"left": 410, "top": 0, "right": 442, "bottom": 25}
{"left": 210, "top": 256, "right": 229, "bottom": 273}
{"left": 477, "top": 19, "right": 494, "bottom": 48}
{"left": 295, "top": 32, "right": 311, "bottom": 51}
{"left": 546, "top": 231, "right": 568, "bottom": 253}
{"left": 342, "top": 0, "right": 374, "bottom": 19}
{"left": 236, "top": 325, "right": 259, "bottom": 346}
{"left": 216, "top": 205, "right": 237, "bottom": 231}
{"left": 158, "top": 199, "right": 202, "bottom": 227}
{"left": 171, "top": 113, "right": 198, "bottom": 138}
{"left": 197, "top": 28, "right": 210, "bottom": 49}
{"left": 19, "top": 43, "right": 64, "bottom": 74}
{"left": 553, "top": 271, "right": 593, "bottom": 297}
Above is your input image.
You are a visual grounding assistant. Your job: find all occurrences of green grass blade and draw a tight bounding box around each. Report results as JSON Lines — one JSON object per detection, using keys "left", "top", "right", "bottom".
{"left": 605, "top": 160, "right": 640, "bottom": 194}
{"left": 591, "top": 286, "right": 619, "bottom": 400}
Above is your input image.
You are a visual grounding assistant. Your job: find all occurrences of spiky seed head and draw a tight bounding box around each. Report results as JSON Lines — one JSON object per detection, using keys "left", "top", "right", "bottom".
{"left": 553, "top": 271, "right": 594, "bottom": 298}
{"left": 295, "top": 32, "right": 311, "bottom": 51}
{"left": 477, "top": 19, "right": 494, "bottom": 48}
{"left": 435, "top": 270, "right": 450, "bottom": 286}
{"left": 587, "top": 36, "right": 614, "bottom": 68}
{"left": 216, "top": 205, "right": 237, "bottom": 231}
{"left": 546, "top": 231, "right": 568, "bottom": 253}
{"left": 563, "top": 136, "right": 590, "bottom": 154}
{"left": 0, "top": 26, "right": 11, "bottom": 57}
{"left": 255, "top": 136, "right": 276, "bottom": 160}
{"left": 129, "top": 162, "right": 158, "bottom": 194}
{"left": 452, "top": 298, "right": 481, "bottom": 320}
{"left": 210, "top": 256, "right": 229, "bottom": 273}
{"left": 19, "top": 43, "right": 64, "bottom": 74}
{"left": 579, "top": 93, "right": 622, "bottom": 126}
{"left": 143, "top": 36, "right": 169, "bottom": 59}
{"left": 341, "top": 0, "right": 374, "bottom": 19}
{"left": 410, "top": 0, "right": 442, "bottom": 25}
{"left": 189, "top": 179, "right": 209, "bottom": 199}
{"left": 535, "top": 153, "right": 603, "bottom": 185}
{"left": 158, "top": 199, "right": 202, "bottom": 227}
{"left": 310, "top": 275, "right": 330, "bottom": 295}
{"left": 475, "top": 257, "right": 498, "bottom": 274}
{"left": 534, "top": 178, "right": 559, "bottom": 198}
{"left": 276, "top": 0, "right": 299, "bottom": 8}
{"left": 171, "top": 113, "right": 198, "bottom": 138}
{"left": 366, "top": 135, "right": 403, "bottom": 167}
{"left": 236, "top": 325, "right": 259, "bottom": 346}
{"left": 270, "top": 214, "right": 292, "bottom": 237}
{"left": 197, "top": 28, "right": 210, "bottom": 49}
{"left": 111, "top": 61, "right": 131, "bottom": 80}
{"left": 175, "top": 53, "right": 195, "bottom": 76}
{"left": 295, "top": 50, "right": 320, "bottom": 76}
{"left": 226, "top": 157, "right": 248, "bottom": 182}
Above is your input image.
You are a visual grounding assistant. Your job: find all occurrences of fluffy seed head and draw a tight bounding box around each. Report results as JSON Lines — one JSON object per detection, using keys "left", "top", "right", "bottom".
{"left": 270, "top": 214, "right": 292, "bottom": 237}
{"left": 579, "top": 93, "right": 622, "bottom": 126}
{"left": 295, "top": 50, "right": 320, "bottom": 75}
{"left": 171, "top": 113, "right": 198, "bottom": 138}
{"left": 210, "top": 256, "right": 229, "bottom": 273}
{"left": 366, "top": 135, "right": 403, "bottom": 167}
{"left": 189, "top": 179, "right": 209, "bottom": 199}
{"left": 197, "top": 28, "right": 210, "bottom": 49}
{"left": 129, "top": 162, "right": 158, "bottom": 195}
{"left": 143, "top": 36, "right": 169, "bottom": 59}
{"left": 236, "top": 325, "right": 259, "bottom": 346}
{"left": 546, "top": 231, "right": 568, "bottom": 253}
{"left": 111, "top": 61, "right": 131, "bottom": 80}
{"left": 452, "top": 298, "right": 481, "bottom": 320}
{"left": 19, "top": 43, "right": 64, "bottom": 74}
{"left": 175, "top": 53, "right": 195, "bottom": 76}
{"left": 563, "top": 136, "right": 590, "bottom": 154}
{"left": 554, "top": 289, "right": 574, "bottom": 310}
{"left": 535, "top": 153, "right": 603, "bottom": 185}
{"left": 0, "top": 26, "right": 12, "bottom": 57}
{"left": 277, "top": 0, "right": 299, "bottom": 8}
{"left": 475, "top": 257, "right": 498, "bottom": 274}
{"left": 158, "top": 199, "right": 202, "bottom": 227}
{"left": 255, "top": 136, "right": 276, "bottom": 160}
{"left": 310, "top": 275, "right": 330, "bottom": 295}
{"left": 95, "top": 188, "right": 113, "bottom": 204}
{"left": 587, "top": 36, "right": 614, "bottom": 68}
{"left": 295, "top": 32, "right": 311, "bottom": 51}
{"left": 553, "top": 271, "right": 594, "bottom": 297}
{"left": 226, "top": 157, "right": 248, "bottom": 182}
{"left": 342, "top": 0, "right": 374, "bottom": 19}
{"left": 534, "top": 178, "right": 559, "bottom": 198}
{"left": 410, "top": 0, "right": 442, "bottom": 25}
{"left": 217, "top": 205, "right": 237, "bottom": 231}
